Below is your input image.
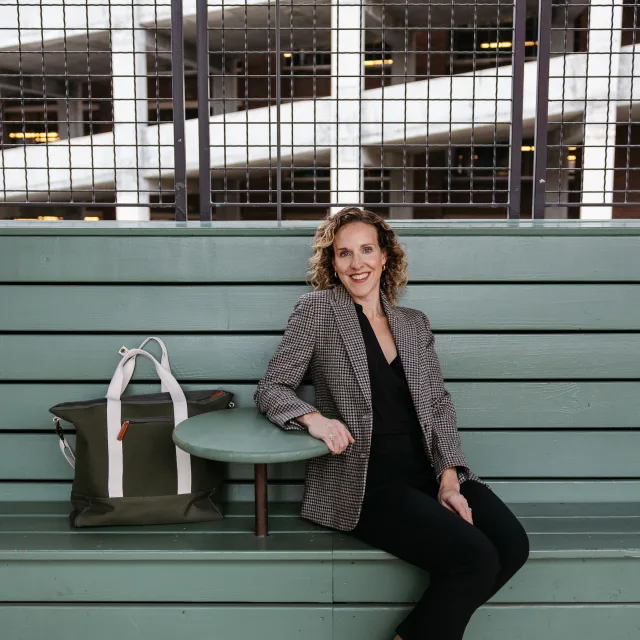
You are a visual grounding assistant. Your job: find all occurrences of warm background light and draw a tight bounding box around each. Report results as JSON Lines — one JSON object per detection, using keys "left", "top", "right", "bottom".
{"left": 364, "top": 59, "right": 393, "bottom": 67}
{"left": 9, "top": 131, "right": 60, "bottom": 142}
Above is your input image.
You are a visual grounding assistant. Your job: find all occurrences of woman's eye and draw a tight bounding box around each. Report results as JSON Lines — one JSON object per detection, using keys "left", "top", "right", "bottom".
{"left": 363, "top": 247, "right": 372, "bottom": 253}
{"left": 340, "top": 251, "right": 350, "bottom": 257}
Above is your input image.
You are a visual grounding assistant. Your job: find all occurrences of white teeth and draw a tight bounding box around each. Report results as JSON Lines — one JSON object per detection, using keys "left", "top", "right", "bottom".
{"left": 351, "top": 273, "right": 369, "bottom": 281}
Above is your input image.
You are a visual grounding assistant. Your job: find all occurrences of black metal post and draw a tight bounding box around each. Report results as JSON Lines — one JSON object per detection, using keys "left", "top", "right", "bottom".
{"left": 254, "top": 463, "right": 269, "bottom": 536}
{"left": 275, "top": 0, "right": 282, "bottom": 225}
{"left": 508, "top": 0, "right": 527, "bottom": 220}
{"left": 196, "top": 0, "right": 212, "bottom": 221}
{"left": 171, "top": 0, "right": 188, "bottom": 221}
{"left": 532, "top": 0, "right": 553, "bottom": 219}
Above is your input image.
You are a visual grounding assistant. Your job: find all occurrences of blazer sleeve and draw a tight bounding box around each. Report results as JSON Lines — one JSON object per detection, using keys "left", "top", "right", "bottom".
{"left": 253, "top": 293, "right": 319, "bottom": 431}
{"left": 420, "top": 311, "right": 474, "bottom": 485}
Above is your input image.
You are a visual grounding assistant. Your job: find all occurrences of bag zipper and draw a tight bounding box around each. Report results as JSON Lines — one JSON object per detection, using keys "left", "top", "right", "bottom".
{"left": 53, "top": 390, "right": 233, "bottom": 411}
{"left": 118, "top": 417, "right": 173, "bottom": 441}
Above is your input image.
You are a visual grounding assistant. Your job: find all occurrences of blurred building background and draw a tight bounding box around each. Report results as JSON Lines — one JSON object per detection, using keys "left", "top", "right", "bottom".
{"left": 0, "top": 0, "right": 638, "bottom": 221}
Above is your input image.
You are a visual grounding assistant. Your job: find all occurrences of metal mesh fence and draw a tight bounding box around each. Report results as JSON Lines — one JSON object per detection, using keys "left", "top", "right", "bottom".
{"left": 0, "top": 0, "right": 185, "bottom": 220}
{"left": 195, "top": 0, "right": 527, "bottom": 221}
{"left": 532, "top": 0, "right": 639, "bottom": 218}
{"left": 0, "top": 0, "right": 637, "bottom": 221}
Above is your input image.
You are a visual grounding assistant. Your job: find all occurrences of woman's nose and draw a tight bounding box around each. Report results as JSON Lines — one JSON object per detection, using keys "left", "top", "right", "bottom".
{"left": 350, "top": 253, "right": 364, "bottom": 268}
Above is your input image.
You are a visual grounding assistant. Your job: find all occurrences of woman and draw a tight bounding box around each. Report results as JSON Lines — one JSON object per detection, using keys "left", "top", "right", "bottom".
{"left": 254, "top": 207, "right": 530, "bottom": 640}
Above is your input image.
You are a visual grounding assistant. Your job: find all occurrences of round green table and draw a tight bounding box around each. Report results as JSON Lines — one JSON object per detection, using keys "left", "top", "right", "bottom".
{"left": 173, "top": 408, "right": 329, "bottom": 536}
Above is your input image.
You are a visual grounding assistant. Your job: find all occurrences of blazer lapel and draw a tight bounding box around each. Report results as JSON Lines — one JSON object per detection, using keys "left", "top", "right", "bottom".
{"left": 330, "top": 285, "right": 372, "bottom": 410}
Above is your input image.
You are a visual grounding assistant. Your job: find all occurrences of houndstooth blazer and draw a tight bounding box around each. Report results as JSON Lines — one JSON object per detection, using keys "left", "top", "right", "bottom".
{"left": 254, "top": 283, "right": 491, "bottom": 532}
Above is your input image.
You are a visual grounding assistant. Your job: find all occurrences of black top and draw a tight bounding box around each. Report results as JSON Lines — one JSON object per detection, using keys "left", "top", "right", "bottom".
{"left": 354, "top": 301, "right": 423, "bottom": 436}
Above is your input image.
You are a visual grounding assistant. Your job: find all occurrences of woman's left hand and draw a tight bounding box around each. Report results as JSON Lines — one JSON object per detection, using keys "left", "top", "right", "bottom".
{"left": 438, "top": 487, "right": 474, "bottom": 525}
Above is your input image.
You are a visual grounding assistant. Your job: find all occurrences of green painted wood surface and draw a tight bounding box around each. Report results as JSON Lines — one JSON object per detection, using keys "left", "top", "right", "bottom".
{"left": 4, "top": 284, "right": 640, "bottom": 331}
{"left": 0, "top": 606, "right": 334, "bottom": 640}
{"left": 1, "top": 500, "right": 638, "bottom": 520}
{"left": 4, "top": 431, "right": 640, "bottom": 481}
{"left": 332, "top": 553, "right": 640, "bottom": 603}
{"left": 0, "top": 501, "right": 638, "bottom": 603}
{"left": 2, "top": 220, "right": 640, "bottom": 234}
{"left": 173, "top": 408, "right": 329, "bottom": 463}
{"left": 2, "top": 480, "right": 640, "bottom": 506}
{"left": 2, "top": 382, "right": 639, "bottom": 431}
{"left": 0, "top": 556, "right": 333, "bottom": 603}
{"left": 333, "top": 605, "right": 640, "bottom": 640}
{"left": 1, "top": 507, "right": 638, "bottom": 535}
{"left": 2, "top": 233, "right": 640, "bottom": 282}
{"left": 1, "top": 226, "right": 639, "bottom": 633}
{"left": 0, "top": 529, "right": 638, "bottom": 602}
{"left": 0, "top": 604, "right": 639, "bottom": 640}
{"left": 2, "top": 333, "right": 640, "bottom": 380}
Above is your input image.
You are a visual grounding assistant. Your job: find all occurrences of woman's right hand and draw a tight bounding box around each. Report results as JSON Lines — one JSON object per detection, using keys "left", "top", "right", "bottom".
{"left": 299, "top": 412, "right": 355, "bottom": 455}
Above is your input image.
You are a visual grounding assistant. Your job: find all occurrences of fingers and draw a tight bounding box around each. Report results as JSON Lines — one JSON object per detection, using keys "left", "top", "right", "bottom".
{"left": 323, "top": 433, "right": 337, "bottom": 454}
{"left": 440, "top": 491, "right": 474, "bottom": 525}
{"left": 327, "top": 421, "right": 354, "bottom": 455}
{"left": 457, "top": 501, "right": 474, "bottom": 525}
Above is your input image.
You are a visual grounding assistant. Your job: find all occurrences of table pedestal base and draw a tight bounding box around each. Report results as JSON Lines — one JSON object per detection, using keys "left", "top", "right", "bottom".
{"left": 254, "top": 463, "right": 269, "bottom": 536}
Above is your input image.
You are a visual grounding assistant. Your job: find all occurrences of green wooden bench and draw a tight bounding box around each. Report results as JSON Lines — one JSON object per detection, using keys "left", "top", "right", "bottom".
{"left": 1, "top": 220, "right": 640, "bottom": 640}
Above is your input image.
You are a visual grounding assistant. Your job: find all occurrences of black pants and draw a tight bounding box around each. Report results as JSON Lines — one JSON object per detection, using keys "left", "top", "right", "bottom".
{"left": 349, "top": 431, "right": 530, "bottom": 640}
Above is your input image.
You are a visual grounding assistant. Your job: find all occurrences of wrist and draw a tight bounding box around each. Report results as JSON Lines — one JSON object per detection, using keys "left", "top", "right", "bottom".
{"left": 438, "top": 467, "right": 460, "bottom": 492}
{"left": 297, "top": 411, "right": 322, "bottom": 428}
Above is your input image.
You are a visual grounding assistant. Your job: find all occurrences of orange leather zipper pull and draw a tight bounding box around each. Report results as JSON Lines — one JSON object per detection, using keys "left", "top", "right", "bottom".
{"left": 117, "top": 421, "right": 130, "bottom": 441}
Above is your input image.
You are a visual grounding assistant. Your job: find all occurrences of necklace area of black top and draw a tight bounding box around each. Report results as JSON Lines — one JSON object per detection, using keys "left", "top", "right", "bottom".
{"left": 354, "top": 301, "right": 423, "bottom": 436}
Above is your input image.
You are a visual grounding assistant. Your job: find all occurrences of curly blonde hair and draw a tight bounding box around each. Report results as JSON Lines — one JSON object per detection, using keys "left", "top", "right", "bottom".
{"left": 307, "top": 207, "right": 408, "bottom": 306}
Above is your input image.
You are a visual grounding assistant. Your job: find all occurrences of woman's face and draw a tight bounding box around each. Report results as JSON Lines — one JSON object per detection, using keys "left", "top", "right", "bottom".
{"left": 332, "top": 221, "right": 387, "bottom": 300}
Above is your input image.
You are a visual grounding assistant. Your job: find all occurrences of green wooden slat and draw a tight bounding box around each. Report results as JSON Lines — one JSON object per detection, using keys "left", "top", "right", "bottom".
{"left": 0, "top": 606, "right": 333, "bottom": 640}
{"left": 333, "top": 605, "right": 640, "bottom": 640}
{"left": 0, "top": 555, "right": 333, "bottom": 604}
{"left": 0, "top": 481, "right": 306, "bottom": 504}
{"left": 2, "top": 334, "right": 640, "bottom": 380}
{"left": 2, "top": 234, "right": 640, "bottom": 282}
{"left": 332, "top": 550, "right": 640, "bottom": 602}
{"left": 0, "top": 604, "right": 639, "bottom": 640}
{"left": 462, "top": 431, "right": 640, "bottom": 478}
{"left": 2, "top": 480, "right": 640, "bottom": 505}
{"left": 2, "top": 382, "right": 638, "bottom": 431}
{"left": 0, "top": 501, "right": 637, "bottom": 520}
{"left": 0, "top": 383, "right": 312, "bottom": 430}
{"left": 3, "top": 431, "right": 639, "bottom": 481}
{"left": 0, "top": 538, "right": 637, "bottom": 601}
{"left": 2, "top": 220, "right": 640, "bottom": 235}
{"left": 487, "top": 481, "right": 640, "bottom": 504}
{"left": 0, "top": 514, "right": 324, "bottom": 535}
{"left": 0, "top": 501, "right": 302, "bottom": 518}
{"left": 522, "top": 517, "right": 640, "bottom": 534}
{"left": 1, "top": 512, "right": 637, "bottom": 535}
{"left": 334, "top": 532, "right": 640, "bottom": 560}
{"left": 5, "top": 284, "right": 640, "bottom": 331}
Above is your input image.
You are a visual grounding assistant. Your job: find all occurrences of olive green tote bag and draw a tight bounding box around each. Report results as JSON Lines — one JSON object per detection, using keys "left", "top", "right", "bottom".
{"left": 50, "top": 337, "right": 234, "bottom": 527}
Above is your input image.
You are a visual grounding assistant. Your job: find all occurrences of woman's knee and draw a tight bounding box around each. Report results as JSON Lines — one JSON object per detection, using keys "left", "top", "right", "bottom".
{"left": 452, "top": 530, "right": 502, "bottom": 585}
{"left": 503, "top": 519, "right": 530, "bottom": 572}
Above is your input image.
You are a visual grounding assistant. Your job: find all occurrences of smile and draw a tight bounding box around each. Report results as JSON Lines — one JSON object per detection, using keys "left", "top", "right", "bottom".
{"left": 349, "top": 272, "right": 370, "bottom": 282}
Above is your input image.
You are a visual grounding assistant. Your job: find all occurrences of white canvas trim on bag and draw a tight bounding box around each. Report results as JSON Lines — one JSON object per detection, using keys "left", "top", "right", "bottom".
{"left": 120, "top": 336, "right": 171, "bottom": 393}
{"left": 106, "top": 346, "right": 191, "bottom": 498}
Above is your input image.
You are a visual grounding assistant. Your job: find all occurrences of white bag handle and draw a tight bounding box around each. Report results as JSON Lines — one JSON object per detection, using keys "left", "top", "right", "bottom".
{"left": 119, "top": 337, "right": 171, "bottom": 394}
{"left": 106, "top": 348, "right": 191, "bottom": 498}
